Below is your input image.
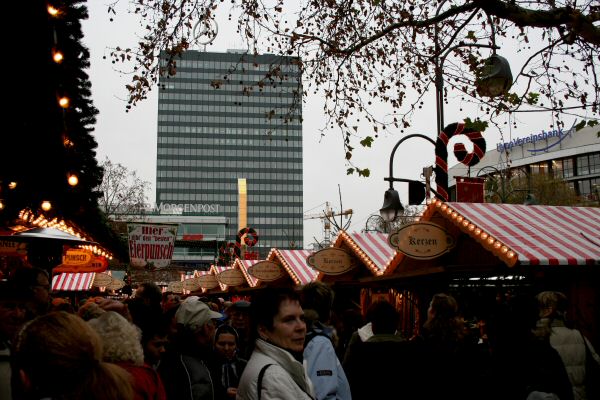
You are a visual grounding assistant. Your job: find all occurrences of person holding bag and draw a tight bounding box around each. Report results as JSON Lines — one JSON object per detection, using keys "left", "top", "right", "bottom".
{"left": 536, "top": 291, "right": 600, "bottom": 400}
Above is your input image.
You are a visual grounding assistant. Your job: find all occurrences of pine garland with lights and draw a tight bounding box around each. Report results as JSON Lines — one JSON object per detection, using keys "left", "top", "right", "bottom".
{"left": 1, "top": 0, "right": 127, "bottom": 261}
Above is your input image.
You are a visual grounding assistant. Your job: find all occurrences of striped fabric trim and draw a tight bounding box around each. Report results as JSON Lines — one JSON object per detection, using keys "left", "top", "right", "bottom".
{"left": 210, "top": 265, "right": 229, "bottom": 291}
{"left": 234, "top": 259, "right": 260, "bottom": 287}
{"left": 52, "top": 273, "right": 95, "bottom": 291}
{"left": 345, "top": 232, "right": 397, "bottom": 274}
{"left": 448, "top": 202, "right": 600, "bottom": 266}
{"left": 271, "top": 249, "right": 317, "bottom": 285}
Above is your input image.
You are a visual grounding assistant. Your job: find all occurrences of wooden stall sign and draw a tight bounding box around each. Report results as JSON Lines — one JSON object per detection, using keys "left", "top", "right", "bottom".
{"left": 248, "top": 261, "right": 285, "bottom": 281}
{"left": 388, "top": 222, "right": 455, "bottom": 260}
{"left": 217, "top": 268, "right": 245, "bottom": 286}
{"left": 92, "top": 272, "right": 112, "bottom": 287}
{"left": 197, "top": 274, "right": 219, "bottom": 289}
{"left": 182, "top": 277, "right": 200, "bottom": 291}
{"left": 306, "top": 248, "right": 356, "bottom": 275}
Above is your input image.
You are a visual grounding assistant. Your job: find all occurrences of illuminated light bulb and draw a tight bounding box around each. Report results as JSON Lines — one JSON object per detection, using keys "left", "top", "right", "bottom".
{"left": 0, "top": 200, "right": 4, "bottom": 210}
{"left": 456, "top": 216, "right": 463, "bottom": 222}
{"left": 474, "top": 228, "right": 481, "bottom": 235}
{"left": 462, "top": 220, "right": 469, "bottom": 227}
{"left": 67, "top": 174, "right": 79, "bottom": 186}
{"left": 41, "top": 201, "right": 52, "bottom": 211}
{"left": 446, "top": 208, "right": 452, "bottom": 214}
{"left": 494, "top": 242, "right": 502, "bottom": 249}
{"left": 487, "top": 237, "right": 495, "bottom": 245}
{"left": 63, "top": 137, "right": 74, "bottom": 147}
{"left": 451, "top": 212, "right": 458, "bottom": 219}
{"left": 58, "top": 96, "right": 70, "bottom": 108}
{"left": 8, "top": 181, "right": 17, "bottom": 189}
{"left": 440, "top": 204, "right": 447, "bottom": 211}
{"left": 53, "top": 51, "right": 64, "bottom": 63}
{"left": 507, "top": 251, "right": 515, "bottom": 258}
{"left": 501, "top": 246, "right": 509, "bottom": 253}
{"left": 47, "top": 5, "right": 59, "bottom": 15}
{"left": 468, "top": 224, "right": 476, "bottom": 231}
{"left": 481, "top": 232, "right": 489, "bottom": 240}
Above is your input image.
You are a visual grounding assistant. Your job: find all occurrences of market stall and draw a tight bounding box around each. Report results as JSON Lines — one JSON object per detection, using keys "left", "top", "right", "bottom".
{"left": 266, "top": 249, "right": 318, "bottom": 287}
{"left": 379, "top": 200, "right": 600, "bottom": 341}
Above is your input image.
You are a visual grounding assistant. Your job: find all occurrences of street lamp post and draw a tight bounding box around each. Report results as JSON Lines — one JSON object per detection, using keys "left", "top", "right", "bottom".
{"left": 380, "top": 134, "right": 437, "bottom": 222}
{"left": 381, "top": 7, "right": 513, "bottom": 221}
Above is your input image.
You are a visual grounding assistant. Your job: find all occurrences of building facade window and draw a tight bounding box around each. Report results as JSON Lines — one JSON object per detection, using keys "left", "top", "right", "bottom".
{"left": 155, "top": 51, "right": 304, "bottom": 256}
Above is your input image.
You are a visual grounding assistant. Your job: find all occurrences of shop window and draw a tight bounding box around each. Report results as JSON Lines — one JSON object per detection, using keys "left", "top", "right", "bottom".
{"left": 563, "top": 158, "right": 574, "bottom": 178}
{"left": 578, "top": 180, "right": 591, "bottom": 197}
{"left": 589, "top": 153, "right": 600, "bottom": 174}
{"left": 577, "top": 155, "right": 590, "bottom": 175}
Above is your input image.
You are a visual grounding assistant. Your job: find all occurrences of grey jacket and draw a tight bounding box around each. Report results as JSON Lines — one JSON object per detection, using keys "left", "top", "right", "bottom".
{"left": 237, "top": 339, "right": 314, "bottom": 400}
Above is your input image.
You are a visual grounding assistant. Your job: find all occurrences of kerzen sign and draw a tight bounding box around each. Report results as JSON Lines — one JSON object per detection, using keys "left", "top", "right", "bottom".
{"left": 128, "top": 224, "right": 177, "bottom": 269}
{"left": 306, "top": 248, "right": 356, "bottom": 275}
{"left": 388, "top": 222, "right": 455, "bottom": 260}
{"left": 197, "top": 274, "right": 219, "bottom": 289}
{"left": 248, "top": 261, "right": 285, "bottom": 281}
{"left": 217, "top": 269, "right": 245, "bottom": 286}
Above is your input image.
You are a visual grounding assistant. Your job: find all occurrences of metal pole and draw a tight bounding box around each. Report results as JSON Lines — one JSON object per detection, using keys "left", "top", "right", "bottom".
{"left": 387, "top": 134, "right": 436, "bottom": 189}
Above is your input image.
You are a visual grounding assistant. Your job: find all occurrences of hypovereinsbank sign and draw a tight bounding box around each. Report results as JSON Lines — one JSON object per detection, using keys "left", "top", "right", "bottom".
{"left": 496, "top": 127, "right": 573, "bottom": 153}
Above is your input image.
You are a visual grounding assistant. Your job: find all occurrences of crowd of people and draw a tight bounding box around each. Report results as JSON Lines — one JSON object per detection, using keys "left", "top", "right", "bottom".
{"left": 1, "top": 267, "right": 599, "bottom": 400}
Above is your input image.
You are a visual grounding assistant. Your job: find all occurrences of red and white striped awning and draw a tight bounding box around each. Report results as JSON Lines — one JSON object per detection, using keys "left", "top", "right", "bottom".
{"left": 210, "top": 265, "right": 230, "bottom": 291}
{"left": 52, "top": 272, "right": 95, "bottom": 291}
{"left": 427, "top": 201, "right": 600, "bottom": 266}
{"left": 233, "top": 259, "right": 260, "bottom": 287}
{"left": 268, "top": 249, "right": 318, "bottom": 285}
{"left": 334, "top": 231, "right": 398, "bottom": 275}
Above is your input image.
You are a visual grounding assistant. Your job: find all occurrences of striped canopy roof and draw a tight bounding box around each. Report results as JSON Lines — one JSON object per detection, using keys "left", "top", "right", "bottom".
{"left": 268, "top": 249, "right": 318, "bottom": 285}
{"left": 210, "top": 265, "right": 230, "bottom": 291}
{"left": 52, "top": 272, "right": 95, "bottom": 291}
{"left": 334, "top": 231, "right": 398, "bottom": 275}
{"left": 425, "top": 201, "right": 600, "bottom": 266}
{"left": 233, "top": 259, "right": 260, "bottom": 287}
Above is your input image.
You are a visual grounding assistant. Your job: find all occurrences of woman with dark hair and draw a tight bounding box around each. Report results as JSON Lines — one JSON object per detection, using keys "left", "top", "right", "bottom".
{"left": 12, "top": 311, "right": 133, "bottom": 400}
{"left": 422, "top": 293, "right": 465, "bottom": 345}
{"left": 212, "top": 324, "right": 247, "bottom": 399}
{"left": 415, "top": 293, "right": 480, "bottom": 400}
{"left": 237, "top": 288, "right": 314, "bottom": 400}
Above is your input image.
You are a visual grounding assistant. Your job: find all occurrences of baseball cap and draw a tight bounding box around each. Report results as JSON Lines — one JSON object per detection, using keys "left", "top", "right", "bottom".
{"left": 230, "top": 300, "right": 251, "bottom": 309}
{"left": 176, "top": 296, "right": 223, "bottom": 331}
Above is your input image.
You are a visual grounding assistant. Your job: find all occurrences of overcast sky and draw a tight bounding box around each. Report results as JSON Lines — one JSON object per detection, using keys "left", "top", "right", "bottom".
{"left": 81, "top": 1, "right": 583, "bottom": 247}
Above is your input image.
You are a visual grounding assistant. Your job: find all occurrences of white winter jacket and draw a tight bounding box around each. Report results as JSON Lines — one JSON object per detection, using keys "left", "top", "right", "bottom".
{"left": 237, "top": 339, "right": 315, "bottom": 400}
{"left": 548, "top": 322, "right": 600, "bottom": 400}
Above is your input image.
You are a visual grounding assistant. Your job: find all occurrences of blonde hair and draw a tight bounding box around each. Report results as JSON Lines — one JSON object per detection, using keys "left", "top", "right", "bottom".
{"left": 14, "top": 311, "right": 134, "bottom": 400}
{"left": 88, "top": 311, "right": 144, "bottom": 365}
{"left": 536, "top": 291, "right": 568, "bottom": 320}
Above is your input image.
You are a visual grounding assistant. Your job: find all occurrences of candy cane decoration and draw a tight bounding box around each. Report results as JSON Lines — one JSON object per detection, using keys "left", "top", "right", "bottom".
{"left": 435, "top": 122, "right": 486, "bottom": 200}
{"left": 218, "top": 242, "right": 236, "bottom": 266}
{"left": 235, "top": 227, "right": 258, "bottom": 259}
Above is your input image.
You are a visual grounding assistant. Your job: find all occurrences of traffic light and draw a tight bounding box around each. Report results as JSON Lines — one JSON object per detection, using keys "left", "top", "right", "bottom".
{"left": 408, "top": 181, "right": 426, "bottom": 205}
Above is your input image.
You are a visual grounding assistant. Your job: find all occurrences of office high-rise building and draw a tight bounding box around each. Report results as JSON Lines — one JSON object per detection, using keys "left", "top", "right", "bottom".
{"left": 156, "top": 50, "right": 303, "bottom": 256}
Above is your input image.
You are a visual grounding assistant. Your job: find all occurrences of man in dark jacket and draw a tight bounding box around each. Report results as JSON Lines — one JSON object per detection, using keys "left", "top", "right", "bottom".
{"left": 159, "top": 296, "right": 222, "bottom": 400}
